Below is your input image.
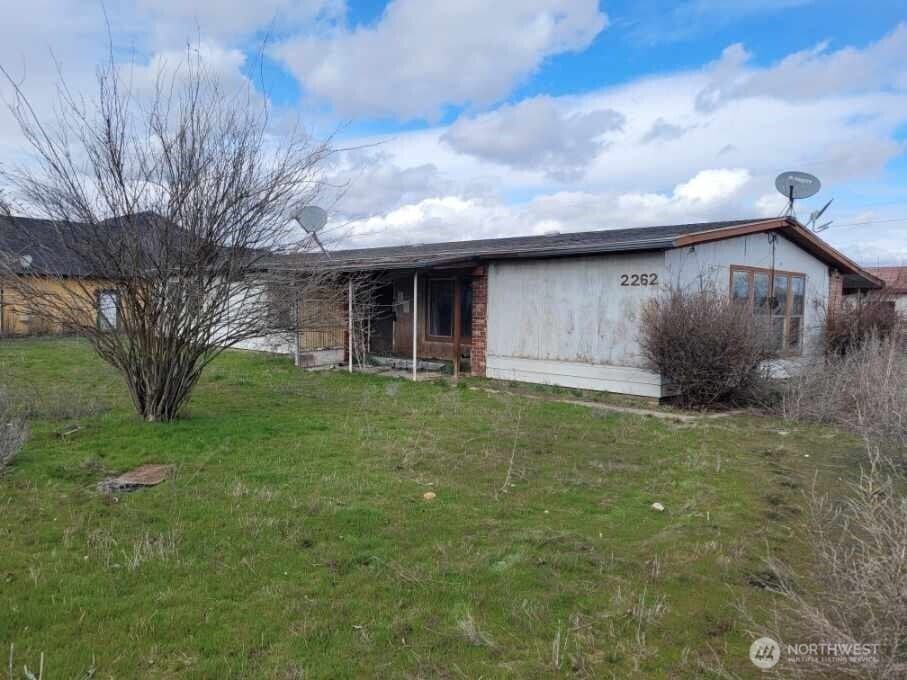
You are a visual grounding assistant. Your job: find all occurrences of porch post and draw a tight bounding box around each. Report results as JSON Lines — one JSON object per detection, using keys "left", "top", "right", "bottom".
{"left": 452, "top": 277, "right": 462, "bottom": 379}
{"left": 412, "top": 271, "right": 418, "bottom": 381}
{"left": 293, "top": 289, "right": 301, "bottom": 368}
{"left": 348, "top": 278, "right": 353, "bottom": 373}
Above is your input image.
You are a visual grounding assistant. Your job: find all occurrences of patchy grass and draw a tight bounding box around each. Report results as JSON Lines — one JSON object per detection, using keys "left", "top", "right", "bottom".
{"left": 0, "top": 338, "right": 858, "bottom": 678}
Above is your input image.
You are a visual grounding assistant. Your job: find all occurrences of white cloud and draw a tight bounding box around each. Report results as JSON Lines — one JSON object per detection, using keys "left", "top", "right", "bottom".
{"left": 441, "top": 96, "right": 624, "bottom": 181}
{"left": 697, "top": 24, "right": 907, "bottom": 111}
{"left": 335, "top": 168, "right": 756, "bottom": 248}
{"left": 271, "top": 0, "right": 607, "bottom": 119}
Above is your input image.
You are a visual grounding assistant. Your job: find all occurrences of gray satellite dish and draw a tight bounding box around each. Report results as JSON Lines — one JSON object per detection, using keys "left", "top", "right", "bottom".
{"left": 293, "top": 205, "right": 329, "bottom": 255}
{"left": 775, "top": 171, "right": 821, "bottom": 216}
{"left": 295, "top": 205, "right": 328, "bottom": 234}
{"left": 775, "top": 171, "right": 820, "bottom": 200}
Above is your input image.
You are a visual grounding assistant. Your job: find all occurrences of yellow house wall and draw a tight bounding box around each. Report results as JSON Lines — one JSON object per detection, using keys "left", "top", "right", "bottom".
{"left": 0, "top": 277, "right": 113, "bottom": 336}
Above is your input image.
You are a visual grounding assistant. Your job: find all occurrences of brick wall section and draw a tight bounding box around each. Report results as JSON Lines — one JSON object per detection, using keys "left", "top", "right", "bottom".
{"left": 470, "top": 266, "right": 488, "bottom": 377}
{"left": 828, "top": 269, "right": 843, "bottom": 316}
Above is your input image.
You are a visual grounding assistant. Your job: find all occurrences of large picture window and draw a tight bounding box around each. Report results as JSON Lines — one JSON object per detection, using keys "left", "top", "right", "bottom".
{"left": 731, "top": 266, "right": 805, "bottom": 354}
{"left": 427, "top": 278, "right": 472, "bottom": 339}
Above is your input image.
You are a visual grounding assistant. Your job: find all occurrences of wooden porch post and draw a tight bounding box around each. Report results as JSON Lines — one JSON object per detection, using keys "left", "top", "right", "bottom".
{"left": 348, "top": 278, "right": 353, "bottom": 373}
{"left": 412, "top": 271, "right": 418, "bottom": 381}
{"left": 452, "top": 277, "right": 462, "bottom": 378}
{"left": 293, "top": 289, "right": 301, "bottom": 368}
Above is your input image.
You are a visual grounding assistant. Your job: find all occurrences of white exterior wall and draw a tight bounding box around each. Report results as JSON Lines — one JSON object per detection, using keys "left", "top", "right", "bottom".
{"left": 895, "top": 295, "right": 907, "bottom": 315}
{"left": 664, "top": 232, "right": 830, "bottom": 369}
{"left": 485, "top": 252, "right": 671, "bottom": 397}
{"left": 485, "top": 233, "right": 833, "bottom": 397}
{"left": 216, "top": 279, "right": 296, "bottom": 356}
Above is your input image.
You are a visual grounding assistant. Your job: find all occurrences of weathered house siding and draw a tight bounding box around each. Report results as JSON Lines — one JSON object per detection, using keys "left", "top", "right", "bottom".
{"left": 485, "top": 252, "right": 670, "bottom": 397}
{"left": 483, "top": 233, "right": 834, "bottom": 396}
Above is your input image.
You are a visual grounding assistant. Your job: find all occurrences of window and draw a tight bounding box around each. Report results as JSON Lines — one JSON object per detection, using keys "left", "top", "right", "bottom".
{"left": 730, "top": 267, "right": 805, "bottom": 354}
{"left": 426, "top": 278, "right": 472, "bottom": 339}
{"left": 97, "top": 290, "right": 118, "bottom": 331}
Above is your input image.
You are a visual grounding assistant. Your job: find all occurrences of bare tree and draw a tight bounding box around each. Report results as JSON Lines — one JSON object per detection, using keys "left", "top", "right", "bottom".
{"left": 0, "top": 47, "right": 333, "bottom": 421}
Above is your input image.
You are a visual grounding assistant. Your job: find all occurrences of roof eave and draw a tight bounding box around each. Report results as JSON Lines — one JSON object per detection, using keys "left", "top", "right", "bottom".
{"left": 674, "top": 217, "right": 884, "bottom": 289}
{"left": 292, "top": 237, "right": 678, "bottom": 273}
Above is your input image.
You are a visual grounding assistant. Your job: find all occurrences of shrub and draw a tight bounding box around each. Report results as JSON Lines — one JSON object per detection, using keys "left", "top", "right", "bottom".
{"left": 783, "top": 338, "right": 907, "bottom": 456}
{"left": 749, "top": 446, "right": 907, "bottom": 679}
{"left": 640, "top": 286, "right": 773, "bottom": 408}
{"left": 826, "top": 293, "right": 901, "bottom": 356}
{"left": 0, "top": 388, "right": 28, "bottom": 472}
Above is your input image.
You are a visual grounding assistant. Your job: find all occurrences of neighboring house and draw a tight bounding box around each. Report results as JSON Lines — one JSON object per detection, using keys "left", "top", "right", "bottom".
{"left": 288, "top": 217, "right": 881, "bottom": 397}
{"left": 866, "top": 266, "right": 907, "bottom": 314}
{"left": 0, "top": 216, "right": 121, "bottom": 335}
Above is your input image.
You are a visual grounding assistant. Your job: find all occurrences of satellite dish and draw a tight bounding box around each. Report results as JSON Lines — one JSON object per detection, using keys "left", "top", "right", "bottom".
{"left": 295, "top": 205, "right": 328, "bottom": 234}
{"left": 775, "top": 171, "right": 820, "bottom": 200}
{"left": 775, "top": 171, "right": 821, "bottom": 217}
{"left": 293, "top": 205, "right": 329, "bottom": 256}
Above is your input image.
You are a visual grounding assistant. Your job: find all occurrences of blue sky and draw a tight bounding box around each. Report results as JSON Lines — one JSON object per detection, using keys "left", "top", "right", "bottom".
{"left": 0, "top": 1, "right": 906, "bottom": 261}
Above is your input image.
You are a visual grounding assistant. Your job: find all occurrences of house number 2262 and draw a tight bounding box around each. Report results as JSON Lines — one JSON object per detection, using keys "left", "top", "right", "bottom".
{"left": 619, "top": 273, "right": 658, "bottom": 286}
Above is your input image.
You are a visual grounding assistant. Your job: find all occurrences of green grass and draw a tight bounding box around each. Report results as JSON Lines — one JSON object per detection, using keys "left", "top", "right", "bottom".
{"left": 0, "top": 338, "right": 859, "bottom": 678}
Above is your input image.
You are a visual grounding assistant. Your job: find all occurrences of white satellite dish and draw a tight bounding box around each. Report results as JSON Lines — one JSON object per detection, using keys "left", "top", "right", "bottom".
{"left": 775, "top": 171, "right": 821, "bottom": 216}
{"left": 295, "top": 205, "right": 328, "bottom": 234}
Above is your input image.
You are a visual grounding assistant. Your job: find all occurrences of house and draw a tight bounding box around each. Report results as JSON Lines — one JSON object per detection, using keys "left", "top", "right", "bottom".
{"left": 289, "top": 217, "right": 882, "bottom": 398}
{"left": 865, "top": 266, "right": 907, "bottom": 314}
{"left": 0, "top": 216, "right": 122, "bottom": 335}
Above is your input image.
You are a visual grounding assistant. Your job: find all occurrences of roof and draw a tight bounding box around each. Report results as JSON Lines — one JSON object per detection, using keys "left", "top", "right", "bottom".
{"left": 0, "top": 213, "right": 238, "bottom": 278}
{"left": 867, "top": 266, "right": 907, "bottom": 294}
{"left": 0, "top": 215, "right": 101, "bottom": 277}
{"left": 278, "top": 217, "right": 882, "bottom": 288}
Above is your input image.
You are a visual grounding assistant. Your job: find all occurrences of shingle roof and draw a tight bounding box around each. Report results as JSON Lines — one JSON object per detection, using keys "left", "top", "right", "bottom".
{"left": 0, "top": 213, "right": 224, "bottom": 278}
{"left": 276, "top": 218, "right": 770, "bottom": 272}
{"left": 0, "top": 215, "right": 100, "bottom": 277}
{"left": 867, "top": 266, "right": 907, "bottom": 294}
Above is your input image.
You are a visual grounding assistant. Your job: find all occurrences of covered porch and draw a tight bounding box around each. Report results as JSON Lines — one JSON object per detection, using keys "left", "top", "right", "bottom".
{"left": 295, "top": 264, "right": 486, "bottom": 381}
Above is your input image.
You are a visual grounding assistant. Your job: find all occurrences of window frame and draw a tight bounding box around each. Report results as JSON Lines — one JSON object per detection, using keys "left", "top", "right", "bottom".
{"left": 424, "top": 277, "right": 473, "bottom": 342}
{"left": 425, "top": 277, "right": 456, "bottom": 340}
{"left": 729, "top": 265, "right": 806, "bottom": 356}
{"left": 96, "top": 289, "right": 119, "bottom": 332}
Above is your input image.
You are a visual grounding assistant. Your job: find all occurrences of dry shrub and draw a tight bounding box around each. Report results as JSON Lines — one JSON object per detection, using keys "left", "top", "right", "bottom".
{"left": 0, "top": 388, "right": 28, "bottom": 471}
{"left": 783, "top": 338, "right": 907, "bottom": 455}
{"left": 752, "top": 447, "right": 907, "bottom": 679}
{"left": 826, "top": 293, "right": 901, "bottom": 357}
{"left": 640, "top": 286, "right": 773, "bottom": 408}
{"left": 756, "top": 337, "right": 907, "bottom": 677}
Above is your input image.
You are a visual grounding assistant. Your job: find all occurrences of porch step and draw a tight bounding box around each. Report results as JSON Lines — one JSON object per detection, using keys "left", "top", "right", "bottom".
{"left": 368, "top": 355, "right": 447, "bottom": 372}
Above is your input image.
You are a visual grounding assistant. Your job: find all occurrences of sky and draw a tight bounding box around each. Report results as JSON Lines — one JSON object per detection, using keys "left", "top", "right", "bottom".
{"left": 0, "top": 1, "right": 906, "bottom": 263}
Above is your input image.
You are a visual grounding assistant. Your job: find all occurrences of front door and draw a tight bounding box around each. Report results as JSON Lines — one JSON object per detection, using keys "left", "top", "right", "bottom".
{"left": 392, "top": 277, "right": 415, "bottom": 354}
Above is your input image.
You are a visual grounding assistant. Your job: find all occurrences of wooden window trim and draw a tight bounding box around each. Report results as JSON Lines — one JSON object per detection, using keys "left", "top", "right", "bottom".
{"left": 425, "top": 277, "right": 455, "bottom": 341}
{"left": 424, "top": 276, "right": 474, "bottom": 343}
{"left": 729, "top": 265, "right": 806, "bottom": 357}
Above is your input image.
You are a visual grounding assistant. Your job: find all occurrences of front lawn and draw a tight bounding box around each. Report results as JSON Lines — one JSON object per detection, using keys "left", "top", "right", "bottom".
{"left": 0, "top": 338, "right": 858, "bottom": 678}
